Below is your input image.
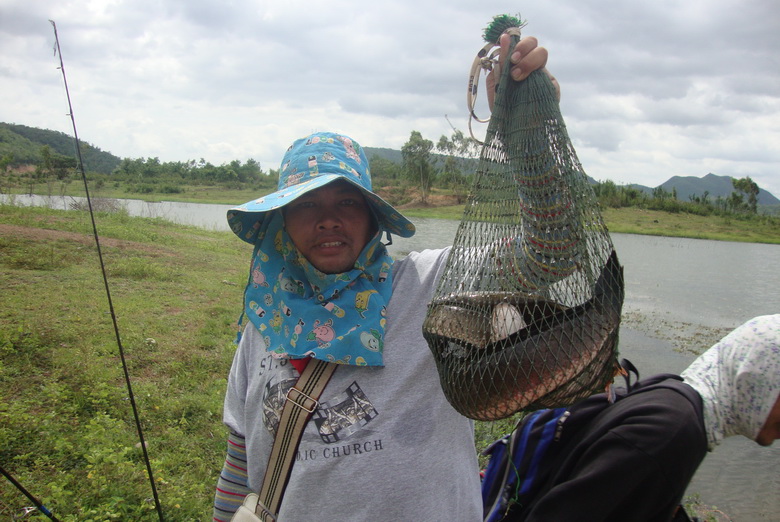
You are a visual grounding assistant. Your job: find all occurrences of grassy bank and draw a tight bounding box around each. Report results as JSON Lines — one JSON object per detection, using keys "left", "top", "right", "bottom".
{"left": 0, "top": 205, "right": 251, "bottom": 520}
{"left": 601, "top": 207, "right": 780, "bottom": 244}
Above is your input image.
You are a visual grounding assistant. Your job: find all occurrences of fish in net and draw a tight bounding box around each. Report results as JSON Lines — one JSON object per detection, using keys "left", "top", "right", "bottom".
{"left": 422, "top": 15, "right": 625, "bottom": 421}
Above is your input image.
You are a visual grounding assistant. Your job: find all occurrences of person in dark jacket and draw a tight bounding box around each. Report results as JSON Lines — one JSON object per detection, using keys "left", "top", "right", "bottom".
{"left": 503, "top": 314, "right": 780, "bottom": 522}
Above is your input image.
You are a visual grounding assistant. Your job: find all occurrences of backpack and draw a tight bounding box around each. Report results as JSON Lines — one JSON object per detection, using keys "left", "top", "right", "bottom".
{"left": 480, "top": 359, "right": 698, "bottom": 521}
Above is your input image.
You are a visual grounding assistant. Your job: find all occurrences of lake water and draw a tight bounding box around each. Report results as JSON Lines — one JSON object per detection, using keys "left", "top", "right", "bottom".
{"left": 4, "top": 194, "right": 780, "bottom": 519}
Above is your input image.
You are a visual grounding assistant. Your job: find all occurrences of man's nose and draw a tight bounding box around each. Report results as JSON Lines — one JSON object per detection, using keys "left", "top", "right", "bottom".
{"left": 315, "top": 207, "right": 342, "bottom": 229}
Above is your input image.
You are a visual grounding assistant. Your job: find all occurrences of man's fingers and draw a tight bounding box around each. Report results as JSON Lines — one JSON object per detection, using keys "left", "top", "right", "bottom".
{"left": 496, "top": 33, "right": 511, "bottom": 66}
{"left": 511, "top": 36, "right": 539, "bottom": 63}
{"left": 510, "top": 46, "right": 548, "bottom": 81}
{"left": 487, "top": 35, "right": 559, "bottom": 108}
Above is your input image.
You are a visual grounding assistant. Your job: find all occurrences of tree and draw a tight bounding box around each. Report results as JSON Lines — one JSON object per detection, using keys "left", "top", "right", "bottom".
{"left": 33, "top": 145, "right": 76, "bottom": 195}
{"left": 727, "top": 191, "right": 745, "bottom": 213}
{"left": 239, "top": 158, "right": 264, "bottom": 184}
{"left": 37, "top": 145, "right": 53, "bottom": 180}
{"left": 0, "top": 153, "right": 13, "bottom": 193}
{"left": 369, "top": 155, "right": 401, "bottom": 186}
{"left": 115, "top": 157, "right": 140, "bottom": 178}
{"left": 732, "top": 176, "right": 759, "bottom": 214}
{"left": 652, "top": 186, "right": 670, "bottom": 200}
{"left": 401, "top": 130, "right": 435, "bottom": 204}
{"left": 436, "top": 128, "right": 480, "bottom": 203}
{"left": 141, "top": 157, "right": 161, "bottom": 179}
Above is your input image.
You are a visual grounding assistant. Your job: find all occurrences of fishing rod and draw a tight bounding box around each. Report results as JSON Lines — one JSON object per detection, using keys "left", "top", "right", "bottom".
{"left": 47, "top": 20, "right": 165, "bottom": 521}
{"left": 0, "top": 466, "right": 60, "bottom": 521}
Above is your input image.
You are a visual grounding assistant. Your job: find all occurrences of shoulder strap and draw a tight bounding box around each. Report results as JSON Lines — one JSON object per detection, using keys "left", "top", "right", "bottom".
{"left": 250, "top": 358, "right": 337, "bottom": 521}
{"left": 620, "top": 358, "right": 640, "bottom": 391}
{"left": 619, "top": 358, "right": 685, "bottom": 396}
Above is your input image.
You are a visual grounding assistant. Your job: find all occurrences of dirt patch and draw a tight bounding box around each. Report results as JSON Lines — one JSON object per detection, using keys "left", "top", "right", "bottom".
{"left": 397, "top": 193, "right": 462, "bottom": 209}
{"left": 8, "top": 165, "right": 36, "bottom": 174}
{"left": 373, "top": 185, "right": 463, "bottom": 209}
{"left": 0, "top": 223, "right": 175, "bottom": 257}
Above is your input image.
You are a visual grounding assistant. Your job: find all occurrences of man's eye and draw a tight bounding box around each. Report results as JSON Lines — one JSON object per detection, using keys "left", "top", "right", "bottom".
{"left": 293, "top": 200, "right": 314, "bottom": 210}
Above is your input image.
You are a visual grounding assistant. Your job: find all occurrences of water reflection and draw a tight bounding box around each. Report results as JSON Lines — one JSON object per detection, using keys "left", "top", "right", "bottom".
{"left": 1, "top": 193, "right": 237, "bottom": 231}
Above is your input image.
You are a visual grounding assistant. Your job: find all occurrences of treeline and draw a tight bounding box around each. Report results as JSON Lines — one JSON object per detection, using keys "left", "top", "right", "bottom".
{"left": 0, "top": 149, "right": 277, "bottom": 196}
{"left": 389, "top": 128, "right": 770, "bottom": 219}
{"left": 0, "top": 122, "right": 277, "bottom": 195}
{"left": 1, "top": 124, "right": 775, "bottom": 222}
{"left": 109, "top": 156, "right": 277, "bottom": 194}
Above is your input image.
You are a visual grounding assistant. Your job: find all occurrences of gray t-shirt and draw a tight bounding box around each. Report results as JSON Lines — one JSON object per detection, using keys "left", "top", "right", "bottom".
{"left": 223, "top": 247, "right": 482, "bottom": 521}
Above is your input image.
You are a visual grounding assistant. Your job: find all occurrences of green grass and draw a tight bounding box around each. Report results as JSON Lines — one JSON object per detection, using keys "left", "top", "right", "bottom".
{"left": 0, "top": 204, "right": 251, "bottom": 520}
{"left": 602, "top": 207, "right": 780, "bottom": 244}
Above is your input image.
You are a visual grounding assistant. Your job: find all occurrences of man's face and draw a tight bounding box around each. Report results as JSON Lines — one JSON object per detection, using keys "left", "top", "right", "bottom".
{"left": 283, "top": 180, "right": 374, "bottom": 274}
{"left": 756, "top": 393, "right": 780, "bottom": 446}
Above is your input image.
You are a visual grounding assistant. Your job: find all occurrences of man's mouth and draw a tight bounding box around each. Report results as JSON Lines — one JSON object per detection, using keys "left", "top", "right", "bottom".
{"left": 319, "top": 241, "right": 345, "bottom": 248}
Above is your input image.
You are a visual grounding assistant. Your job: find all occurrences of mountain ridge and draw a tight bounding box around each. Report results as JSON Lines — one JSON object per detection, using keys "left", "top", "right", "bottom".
{"left": 622, "top": 172, "right": 778, "bottom": 206}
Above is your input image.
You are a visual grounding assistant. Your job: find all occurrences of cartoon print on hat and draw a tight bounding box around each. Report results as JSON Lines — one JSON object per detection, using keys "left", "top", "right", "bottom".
{"left": 227, "top": 132, "right": 416, "bottom": 244}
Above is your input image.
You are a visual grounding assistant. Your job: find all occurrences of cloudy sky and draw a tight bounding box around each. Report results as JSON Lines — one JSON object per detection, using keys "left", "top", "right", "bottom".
{"left": 2, "top": 0, "right": 779, "bottom": 196}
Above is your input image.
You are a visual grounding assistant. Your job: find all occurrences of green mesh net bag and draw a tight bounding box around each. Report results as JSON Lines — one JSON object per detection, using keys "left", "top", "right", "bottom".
{"left": 422, "top": 16, "right": 625, "bottom": 421}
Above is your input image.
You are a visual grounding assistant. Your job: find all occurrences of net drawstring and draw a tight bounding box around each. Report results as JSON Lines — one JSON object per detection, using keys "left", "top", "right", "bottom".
{"left": 467, "top": 27, "right": 523, "bottom": 142}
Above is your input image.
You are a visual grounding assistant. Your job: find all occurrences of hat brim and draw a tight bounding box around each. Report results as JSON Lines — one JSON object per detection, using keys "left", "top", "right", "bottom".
{"left": 227, "top": 174, "right": 416, "bottom": 244}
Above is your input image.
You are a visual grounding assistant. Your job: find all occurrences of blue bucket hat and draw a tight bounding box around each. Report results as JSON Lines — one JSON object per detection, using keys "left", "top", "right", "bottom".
{"left": 227, "top": 132, "right": 416, "bottom": 244}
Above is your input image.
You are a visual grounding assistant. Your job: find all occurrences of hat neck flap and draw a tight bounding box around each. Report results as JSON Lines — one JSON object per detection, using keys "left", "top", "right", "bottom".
{"left": 242, "top": 212, "right": 394, "bottom": 366}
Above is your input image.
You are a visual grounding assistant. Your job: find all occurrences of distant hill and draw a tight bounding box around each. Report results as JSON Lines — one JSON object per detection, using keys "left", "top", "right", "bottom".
{"left": 0, "top": 122, "right": 121, "bottom": 175}
{"left": 626, "top": 173, "right": 778, "bottom": 206}
{"left": 365, "top": 146, "right": 463, "bottom": 170}
{"left": 661, "top": 173, "right": 779, "bottom": 206}
{"left": 364, "top": 146, "right": 404, "bottom": 164}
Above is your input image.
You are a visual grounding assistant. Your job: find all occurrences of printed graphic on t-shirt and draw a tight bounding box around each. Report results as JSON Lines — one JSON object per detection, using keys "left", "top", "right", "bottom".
{"left": 262, "top": 373, "right": 299, "bottom": 436}
{"left": 262, "top": 374, "right": 377, "bottom": 443}
{"left": 314, "top": 381, "right": 378, "bottom": 443}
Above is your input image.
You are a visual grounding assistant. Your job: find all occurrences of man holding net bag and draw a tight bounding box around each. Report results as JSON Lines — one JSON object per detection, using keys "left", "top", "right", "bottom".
{"left": 212, "top": 15, "right": 780, "bottom": 522}
{"left": 212, "top": 22, "right": 555, "bottom": 521}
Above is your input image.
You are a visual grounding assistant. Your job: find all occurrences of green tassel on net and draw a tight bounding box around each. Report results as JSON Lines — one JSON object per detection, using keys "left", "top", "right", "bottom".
{"left": 422, "top": 16, "right": 625, "bottom": 421}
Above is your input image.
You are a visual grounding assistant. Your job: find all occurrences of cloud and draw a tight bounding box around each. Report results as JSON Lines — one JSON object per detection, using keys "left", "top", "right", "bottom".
{"left": 1, "top": 0, "right": 778, "bottom": 197}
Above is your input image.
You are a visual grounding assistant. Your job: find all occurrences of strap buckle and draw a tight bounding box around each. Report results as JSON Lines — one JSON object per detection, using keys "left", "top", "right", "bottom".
{"left": 257, "top": 500, "right": 277, "bottom": 522}
{"left": 286, "top": 386, "right": 319, "bottom": 413}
